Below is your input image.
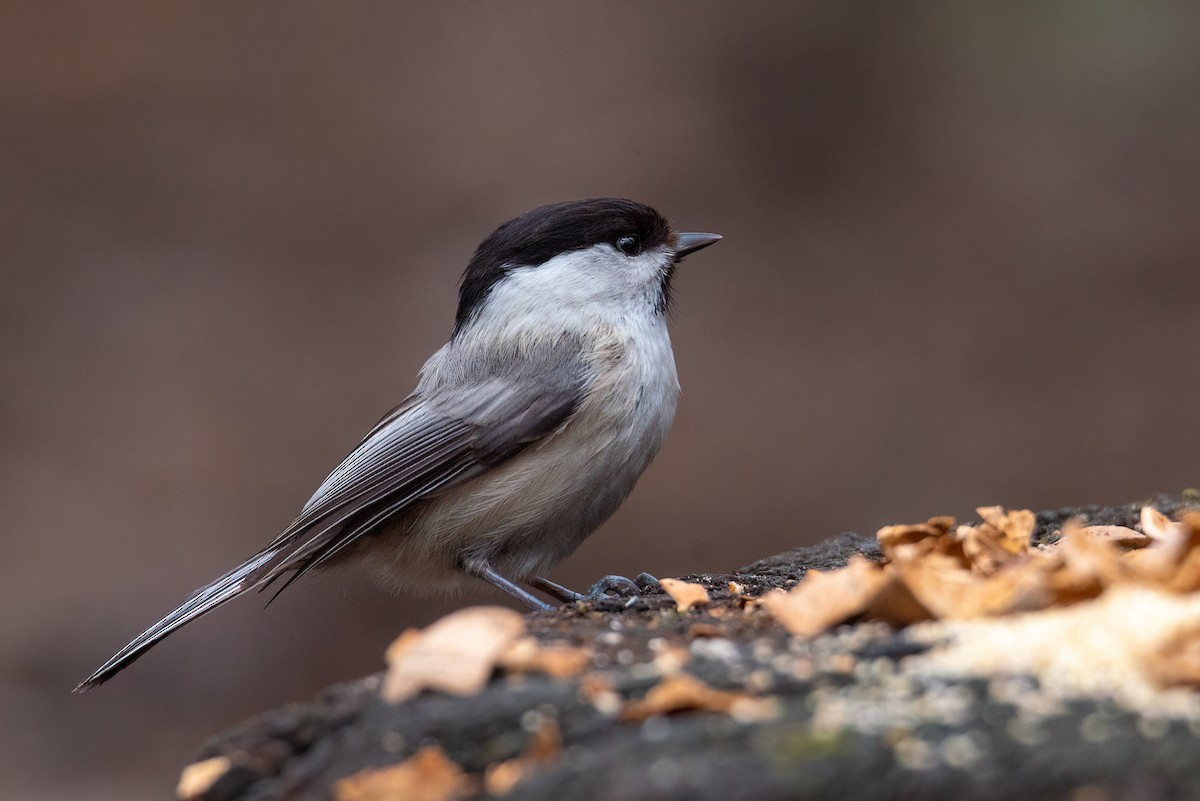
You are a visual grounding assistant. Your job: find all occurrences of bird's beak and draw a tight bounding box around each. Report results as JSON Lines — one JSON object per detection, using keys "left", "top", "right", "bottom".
{"left": 674, "top": 232, "right": 722, "bottom": 258}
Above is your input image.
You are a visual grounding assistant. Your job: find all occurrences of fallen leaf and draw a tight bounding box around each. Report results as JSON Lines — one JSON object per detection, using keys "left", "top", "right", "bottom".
{"left": 1123, "top": 508, "right": 1198, "bottom": 583}
{"left": 177, "top": 756, "right": 231, "bottom": 800}
{"left": 957, "top": 523, "right": 1017, "bottom": 575}
{"left": 1166, "top": 545, "right": 1200, "bottom": 593}
{"left": 660, "top": 578, "right": 710, "bottom": 611}
{"left": 383, "top": 628, "right": 422, "bottom": 664}
{"left": 1076, "top": 525, "right": 1151, "bottom": 549}
{"left": 892, "top": 542, "right": 1060, "bottom": 619}
{"left": 620, "top": 672, "right": 779, "bottom": 722}
{"left": 1142, "top": 506, "right": 1187, "bottom": 543}
{"left": 578, "top": 673, "right": 621, "bottom": 715}
{"left": 1048, "top": 526, "right": 1126, "bottom": 602}
{"left": 976, "top": 506, "right": 1035, "bottom": 553}
{"left": 760, "top": 555, "right": 922, "bottom": 636}
{"left": 483, "top": 718, "right": 561, "bottom": 796}
{"left": 500, "top": 638, "right": 591, "bottom": 678}
{"left": 877, "top": 516, "right": 954, "bottom": 551}
{"left": 335, "top": 747, "right": 470, "bottom": 801}
{"left": 688, "top": 623, "right": 723, "bottom": 639}
{"left": 1141, "top": 506, "right": 1195, "bottom": 560}
{"left": 1145, "top": 622, "right": 1200, "bottom": 688}
{"left": 770, "top": 504, "right": 1200, "bottom": 670}
{"left": 383, "top": 606, "right": 526, "bottom": 703}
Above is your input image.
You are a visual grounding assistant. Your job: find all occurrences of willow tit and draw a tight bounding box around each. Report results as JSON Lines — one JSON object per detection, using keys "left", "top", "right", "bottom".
{"left": 76, "top": 198, "right": 720, "bottom": 691}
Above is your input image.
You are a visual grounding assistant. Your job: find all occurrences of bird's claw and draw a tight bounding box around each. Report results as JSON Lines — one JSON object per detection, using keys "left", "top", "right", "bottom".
{"left": 633, "top": 572, "right": 660, "bottom": 592}
{"left": 526, "top": 572, "right": 660, "bottom": 607}
{"left": 584, "top": 572, "right": 659, "bottom": 607}
{"left": 586, "top": 574, "right": 640, "bottom": 598}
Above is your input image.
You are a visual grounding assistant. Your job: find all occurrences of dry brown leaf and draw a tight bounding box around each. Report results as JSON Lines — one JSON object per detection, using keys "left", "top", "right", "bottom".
{"left": 335, "top": 747, "right": 470, "bottom": 801}
{"left": 177, "top": 756, "right": 231, "bottom": 800}
{"left": 801, "top": 504, "right": 1200, "bottom": 643}
{"left": 1077, "top": 525, "right": 1151, "bottom": 549}
{"left": 956, "top": 523, "right": 1017, "bottom": 575}
{"left": 877, "top": 517, "right": 954, "bottom": 551}
{"left": 976, "top": 506, "right": 1035, "bottom": 553}
{"left": 863, "top": 570, "right": 935, "bottom": 626}
{"left": 483, "top": 718, "right": 561, "bottom": 796}
{"left": 483, "top": 762, "right": 524, "bottom": 797}
{"left": 1156, "top": 510, "right": 1200, "bottom": 592}
{"left": 1166, "top": 546, "right": 1200, "bottom": 593}
{"left": 383, "top": 628, "right": 422, "bottom": 665}
{"left": 1048, "top": 527, "right": 1126, "bottom": 602}
{"left": 620, "top": 672, "right": 779, "bottom": 722}
{"left": 659, "top": 578, "right": 710, "bottom": 611}
{"left": 1142, "top": 507, "right": 1188, "bottom": 545}
{"left": 1123, "top": 508, "right": 1199, "bottom": 584}
{"left": 1145, "top": 622, "right": 1200, "bottom": 688}
{"left": 758, "top": 561, "right": 883, "bottom": 633}
{"left": 688, "top": 623, "right": 723, "bottom": 639}
{"left": 499, "top": 638, "right": 591, "bottom": 679}
{"left": 889, "top": 552, "right": 983, "bottom": 619}
{"left": 891, "top": 547, "right": 1057, "bottom": 620}
{"left": 577, "top": 672, "right": 621, "bottom": 715}
{"left": 760, "top": 555, "right": 919, "bottom": 636}
{"left": 383, "top": 606, "right": 526, "bottom": 703}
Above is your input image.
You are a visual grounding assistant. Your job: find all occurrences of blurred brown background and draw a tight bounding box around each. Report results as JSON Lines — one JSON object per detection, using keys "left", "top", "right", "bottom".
{"left": 2, "top": 2, "right": 1198, "bottom": 798}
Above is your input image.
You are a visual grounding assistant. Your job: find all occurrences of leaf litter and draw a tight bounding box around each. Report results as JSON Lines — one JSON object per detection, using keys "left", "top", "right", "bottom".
{"left": 334, "top": 746, "right": 470, "bottom": 801}
{"left": 761, "top": 504, "right": 1200, "bottom": 707}
{"left": 183, "top": 495, "right": 1200, "bottom": 800}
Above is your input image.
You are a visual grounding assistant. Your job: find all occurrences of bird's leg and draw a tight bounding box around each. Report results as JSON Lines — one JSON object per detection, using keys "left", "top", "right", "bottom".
{"left": 467, "top": 561, "right": 554, "bottom": 611}
{"left": 528, "top": 572, "right": 660, "bottom": 604}
{"left": 526, "top": 576, "right": 585, "bottom": 602}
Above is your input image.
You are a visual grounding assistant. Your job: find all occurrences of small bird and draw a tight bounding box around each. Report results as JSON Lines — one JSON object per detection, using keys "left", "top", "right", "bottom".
{"left": 76, "top": 198, "right": 720, "bottom": 691}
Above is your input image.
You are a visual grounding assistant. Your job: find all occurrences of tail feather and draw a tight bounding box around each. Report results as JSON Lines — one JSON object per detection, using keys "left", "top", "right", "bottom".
{"left": 73, "top": 550, "right": 277, "bottom": 692}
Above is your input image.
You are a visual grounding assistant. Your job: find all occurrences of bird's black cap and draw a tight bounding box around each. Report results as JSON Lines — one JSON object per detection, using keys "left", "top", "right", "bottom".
{"left": 454, "top": 198, "right": 673, "bottom": 335}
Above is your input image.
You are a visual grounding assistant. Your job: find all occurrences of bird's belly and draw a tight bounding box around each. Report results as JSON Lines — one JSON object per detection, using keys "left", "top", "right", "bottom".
{"left": 362, "top": 366, "right": 678, "bottom": 594}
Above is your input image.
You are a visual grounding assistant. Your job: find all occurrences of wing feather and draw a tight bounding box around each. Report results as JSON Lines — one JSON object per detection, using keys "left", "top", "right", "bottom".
{"left": 75, "top": 338, "right": 590, "bottom": 691}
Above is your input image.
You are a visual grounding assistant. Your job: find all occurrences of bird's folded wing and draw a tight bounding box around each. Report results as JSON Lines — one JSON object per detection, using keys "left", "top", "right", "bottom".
{"left": 74, "top": 340, "right": 589, "bottom": 690}
{"left": 258, "top": 341, "right": 592, "bottom": 588}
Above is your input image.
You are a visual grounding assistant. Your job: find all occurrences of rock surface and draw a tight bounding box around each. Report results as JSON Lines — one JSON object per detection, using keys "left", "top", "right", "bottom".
{"left": 184, "top": 494, "right": 1200, "bottom": 801}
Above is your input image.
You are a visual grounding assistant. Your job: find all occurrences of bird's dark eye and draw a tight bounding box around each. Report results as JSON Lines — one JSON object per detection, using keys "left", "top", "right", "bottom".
{"left": 615, "top": 235, "right": 640, "bottom": 256}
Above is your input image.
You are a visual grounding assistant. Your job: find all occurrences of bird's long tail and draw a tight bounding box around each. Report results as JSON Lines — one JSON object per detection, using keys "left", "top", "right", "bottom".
{"left": 73, "top": 549, "right": 279, "bottom": 692}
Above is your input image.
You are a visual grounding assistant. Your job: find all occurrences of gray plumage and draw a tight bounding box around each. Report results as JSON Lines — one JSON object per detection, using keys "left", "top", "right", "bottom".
{"left": 77, "top": 198, "right": 719, "bottom": 691}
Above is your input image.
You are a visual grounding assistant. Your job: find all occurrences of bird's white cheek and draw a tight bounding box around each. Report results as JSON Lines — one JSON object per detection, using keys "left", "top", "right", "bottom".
{"left": 625, "top": 250, "right": 670, "bottom": 286}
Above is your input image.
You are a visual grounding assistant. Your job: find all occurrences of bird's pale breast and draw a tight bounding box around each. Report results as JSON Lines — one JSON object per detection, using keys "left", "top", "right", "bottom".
{"left": 363, "top": 319, "right": 679, "bottom": 594}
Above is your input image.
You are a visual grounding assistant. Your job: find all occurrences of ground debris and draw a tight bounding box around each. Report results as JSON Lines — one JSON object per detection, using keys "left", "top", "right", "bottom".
{"left": 186, "top": 493, "right": 1200, "bottom": 801}
{"left": 659, "top": 578, "right": 711, "bottom": 611}
{"left": 620, "top": 672, "right": 780, "bottom": 722}
{"left": 483, "top": 718, "right": 561, "bottom": 796}
{"left": 334, "top": 746, "right": 470, "bottom": 801}
{"left": 177, "top": 756, "right": 232, "bottom": 800}
{"left": 382, "top": 606, "right": 526, "bottom": 703}
{"left": 762, "top": 502, "right": 1200, "bottom": 633}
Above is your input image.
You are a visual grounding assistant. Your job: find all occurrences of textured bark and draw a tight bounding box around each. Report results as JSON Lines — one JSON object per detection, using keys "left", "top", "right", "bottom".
{"left": 187, "top": 494, "right": 1200, "bottom": 801}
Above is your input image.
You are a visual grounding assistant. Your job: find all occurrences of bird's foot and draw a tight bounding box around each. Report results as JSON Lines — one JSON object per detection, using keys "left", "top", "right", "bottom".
{"left": 587, "top": 572, "right": 660, "bottom": 599}
{"left": 528, "top": 572, "right": 659, "bottom": 607}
